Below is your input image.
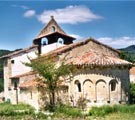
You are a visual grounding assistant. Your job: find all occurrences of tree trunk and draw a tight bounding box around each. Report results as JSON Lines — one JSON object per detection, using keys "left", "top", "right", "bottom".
{"left": 50, "top": 90, "right": 55, "bottom": 112}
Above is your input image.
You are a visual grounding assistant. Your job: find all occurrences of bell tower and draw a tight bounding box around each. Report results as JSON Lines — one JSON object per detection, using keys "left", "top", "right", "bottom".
{"left": 33, "top": 16, "right": 75, "bottom": 54}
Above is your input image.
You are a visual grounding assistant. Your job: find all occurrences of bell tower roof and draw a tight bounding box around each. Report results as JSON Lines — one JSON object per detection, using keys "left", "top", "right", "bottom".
{"left": 33, "top": 16, "right": 75, "bottom": 44}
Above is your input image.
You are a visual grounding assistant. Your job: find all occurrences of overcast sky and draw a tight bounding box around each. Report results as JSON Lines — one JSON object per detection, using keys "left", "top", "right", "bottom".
{"left": 0, "top": 1, "right": 135, "bottom": 50}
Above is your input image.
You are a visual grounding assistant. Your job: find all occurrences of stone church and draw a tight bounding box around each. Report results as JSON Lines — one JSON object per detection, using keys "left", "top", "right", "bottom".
{"left": 1, "top": 16, "right": 132, "bottom": 110}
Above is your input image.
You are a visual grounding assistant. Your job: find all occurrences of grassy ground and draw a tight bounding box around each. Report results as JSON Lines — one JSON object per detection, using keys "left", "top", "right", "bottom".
{"left": 0, "top": 103, "right": 135, "bottom": 120}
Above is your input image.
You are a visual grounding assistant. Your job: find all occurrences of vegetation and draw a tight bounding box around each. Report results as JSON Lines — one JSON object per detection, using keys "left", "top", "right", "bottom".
{"left": 25, "top": 55, "right": 74, "bottom": 112}
{"left": 119, "top": 45, "right": 135, "bottom": 64}
{"left": 130, "top": 83, "right": 135, "bottom": 104}
{"left": 54, "top": 104, "right": 83, "bottom": 118}
{"left": 89, "top": 104, "right": 135, "bottom": 117}
{"left": 0, "top": 103, "right": 135, "bottom": 120}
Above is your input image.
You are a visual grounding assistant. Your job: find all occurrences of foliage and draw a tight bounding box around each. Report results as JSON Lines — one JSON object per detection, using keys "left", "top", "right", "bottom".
{"left": 119, "top": 51, "right": 135, "bottom": 63}
{"left": 130, "top": 83, "right": 135, "bottom": 104}
{"left": 119, "top": 45, "right": 135, "bottom": 63}
{"left": 24, "top": 55, "right": 74, "bottom": 112}
{"left": 0, "top": 102, "right": 48, "bottom": 119}
{"left": 89, "top": 104, "right": 135, "bottom": 117}
{"left": 0, "top": 102, "right": 35, "bottom": 116}
{"left": 54, "top": 104, "right": 83, "bottom": 118}
{"left": 77, "top": 96, "right": 90, "bottom": 110}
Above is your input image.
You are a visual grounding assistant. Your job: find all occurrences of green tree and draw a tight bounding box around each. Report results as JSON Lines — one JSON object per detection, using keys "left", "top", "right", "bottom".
{"left": 130, "top": 83, "right": 135, "bottom": 104}
{"left": 25, "top": 56, "right": 74, "bottom": 111}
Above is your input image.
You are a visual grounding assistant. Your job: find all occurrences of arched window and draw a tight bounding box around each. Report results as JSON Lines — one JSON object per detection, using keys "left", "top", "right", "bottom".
{"left": 58, "top": 38, "right": 64, "bottom": 44}
{"left": 109, "top": 80, "right": 117, "bottom": 91}
{"left": 42, "top": 38, "right": 48, "bottom": 45}
{"left": 75, "top": 80, "right": 81, "bottom": 92}
{"left": 51, "top": 26, "right": 55, "bottom": 32}
{"left": 110, "top": 81, "right": 116, "bottom": 91}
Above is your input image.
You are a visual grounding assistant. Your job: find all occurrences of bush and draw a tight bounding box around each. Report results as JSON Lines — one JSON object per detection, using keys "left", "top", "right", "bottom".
{"left": 89, "top": 105, "right": 135, "bottom": 117}
{"left": 55, "top": 104, "right": 83, "bottom": 118}
{"left": 0, "top": 102, "right": 35, "bottom": 116}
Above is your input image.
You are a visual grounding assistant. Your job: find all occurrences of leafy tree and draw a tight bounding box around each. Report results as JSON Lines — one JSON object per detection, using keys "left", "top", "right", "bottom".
{"left": 130, "top": 83, "right": 135, "bottom": 104}
{"left": 25, "top": 56, "right": 74, "bottom": 111}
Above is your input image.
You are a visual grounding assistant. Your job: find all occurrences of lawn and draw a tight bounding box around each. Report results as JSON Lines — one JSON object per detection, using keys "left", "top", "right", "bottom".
{"left": 0, "top": 102, "right": 135, "bottom": 120}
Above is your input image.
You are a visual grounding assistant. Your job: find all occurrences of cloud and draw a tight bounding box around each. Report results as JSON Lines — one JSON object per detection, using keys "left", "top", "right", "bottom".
{"left": 37, "top": 5, "right": 103, "bottom": 24}
{"left": 11, "top": 4, "right": 29, "bottom": 10}
{"left": 97, "top": 36, "right": 135, "bottom": 48}
{"left": 24, "top": 10, "right": 36, "bottom": 18}
{"left": 69, "top": 34, "right": 83, "bottom": 40}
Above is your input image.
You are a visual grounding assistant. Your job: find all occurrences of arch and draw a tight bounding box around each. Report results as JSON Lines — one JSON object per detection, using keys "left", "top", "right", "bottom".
{"left": 96, "top": 79, "right": 106, "bottom": 85}
{"left": 51, "top": 26, "right": 55, "bottom": 32}
{"left": 58, "top": 38, "right": 64, "bottom": 44}
{"left": 83, "top": 79, "right": 93, "bottom": 85}
{"left": 109, "top": 79, "right": 118, "bottom": 103}
{"left": 42, "top": 38, "right": 48, "bottom": 45}
{"left": 75, "top": 80, "right": 81, "bottom": 92}
{"left": 83, "top": 79, "right": 94, "bottom": 100}
{"left": 96, "top": 79, "right": 107, "bottom": 102}
{"left": 109, "top": 79, "right": 118, "bottom": 91}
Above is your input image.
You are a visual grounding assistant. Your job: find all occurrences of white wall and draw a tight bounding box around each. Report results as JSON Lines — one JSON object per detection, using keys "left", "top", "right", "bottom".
{"left": 130, "top": 75, "right": 135, "bottom": 83}
{"left": 10, "top": 43, "right": 65, "bottom": 77}
{"left": 11, "top": 48, "right": 37, "bottom": 77}
{"left": 41, "top": 42, "right": 65, "bottom": 54}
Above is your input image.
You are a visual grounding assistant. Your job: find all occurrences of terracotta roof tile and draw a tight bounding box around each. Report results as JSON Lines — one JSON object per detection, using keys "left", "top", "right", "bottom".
{"left": 35, "top": 31, "right": 75, "bottom": 40}
{"left": 67, "top": 52, "right": 132, "bottom": 66}
{"left": 41, "top": 38, "right": 120, "bottom": 58}
{"left": 19, "top": 80, "right": 38, "bottom": 88}
{"left": 10, "top": 71, "right": 36, "bottom": 79}
{"left": 0, "top": 45, "right": 38, "bottom": 59}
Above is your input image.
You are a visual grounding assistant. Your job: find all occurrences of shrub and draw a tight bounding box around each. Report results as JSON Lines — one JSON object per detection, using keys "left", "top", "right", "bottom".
{"left": 89, "top": 105, "right": 135, "bottom": 117}
{"left": 0, "top": 102, "right": 35, "bottom": 116}
{"left": 55, "top": 104, "right": 83, "bottom": 118}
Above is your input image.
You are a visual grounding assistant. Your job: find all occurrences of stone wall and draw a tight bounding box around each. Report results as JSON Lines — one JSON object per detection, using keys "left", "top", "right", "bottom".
{"left": 68, "top": 66, "right": 130, "bottom": 107}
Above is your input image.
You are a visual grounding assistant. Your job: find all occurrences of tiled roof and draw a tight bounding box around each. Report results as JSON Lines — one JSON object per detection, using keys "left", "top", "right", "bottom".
{"left": 10, "top": 71, "right": 36, "bottom": 79}
{"left": 67, "top": 52, "right": 132, "bottom": 66}
{"left": 42, "top": 38, "right": 120, "bottom": 58}
{"left": 19, "top": 80, "right": 38, "bottom": 88}
{"left": 130, "top": 67, "right": 135, "bottom": 75}
{"left": 0, "top": 45, "right": 38, "bottom": 59}
{"left": 35, "top": 31, "right": 75, "bottom": 40}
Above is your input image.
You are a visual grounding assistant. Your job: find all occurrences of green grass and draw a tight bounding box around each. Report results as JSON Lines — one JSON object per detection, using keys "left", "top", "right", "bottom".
{"left": 89, "top": 104, "right": 135, "bottom": 117}
{"left": 0, "top": 102, "right": 135, "bottom": 120}
{"left": 54, "top": 104, "right": 83, "bottom": 118}
{"left": 0, "top": 102, "right": 47, "bottom": 119}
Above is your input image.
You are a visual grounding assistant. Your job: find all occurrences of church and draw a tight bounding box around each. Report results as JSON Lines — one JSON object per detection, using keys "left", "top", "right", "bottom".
{"left": 1, "top": 16, "right": 132, "bottom": 110}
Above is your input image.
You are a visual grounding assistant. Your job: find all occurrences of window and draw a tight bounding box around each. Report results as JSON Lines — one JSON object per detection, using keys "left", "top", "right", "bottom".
{"left": 77, "top": 83, "right": 81, "bottom": 92}
{"left": 58, "top": 38, "right": 64, "bottom": 44}
{"left": 11, "top": 60, "right": 14, "bottom": 64}
{"left": 110, "top": 81, "right": 116, "bottom": 91}
{"left": 42, "top": 38, "right": 48, "bottom": 45}
{"left": 51, "top": 26, "right": 55, "bottom": 32}
{"left": 75, "top": 80, "right": 81, "bottom": 92}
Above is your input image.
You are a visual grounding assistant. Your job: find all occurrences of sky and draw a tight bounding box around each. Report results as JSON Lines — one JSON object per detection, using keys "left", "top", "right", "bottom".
{"left": 0, "top": 0, "right": 135, "bottom": 50}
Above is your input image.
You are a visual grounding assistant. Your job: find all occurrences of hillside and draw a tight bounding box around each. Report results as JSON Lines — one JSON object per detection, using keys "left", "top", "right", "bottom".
{"left": 118, "top": 45, "right": 135, "bottom": 63}
{"left": 119, "top": 45, "right": 135, "bottom": 53}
